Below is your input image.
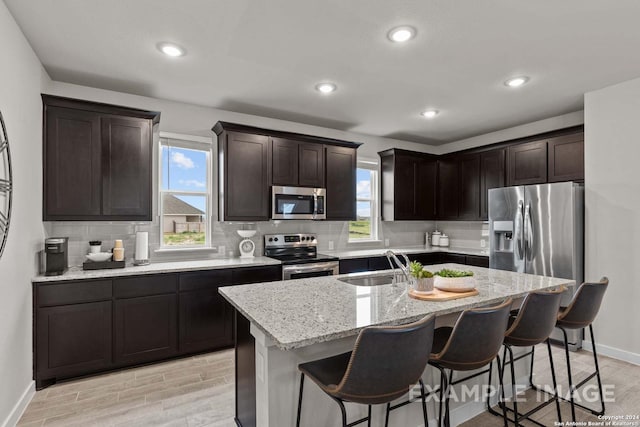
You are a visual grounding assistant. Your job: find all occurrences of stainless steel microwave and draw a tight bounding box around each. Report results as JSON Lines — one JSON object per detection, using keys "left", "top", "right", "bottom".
{"left": 271, "top": 186, "right": 326, "bottom": 220}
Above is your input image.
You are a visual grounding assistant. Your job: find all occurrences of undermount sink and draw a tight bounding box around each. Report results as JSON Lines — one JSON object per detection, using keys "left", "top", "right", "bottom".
{"left": 338, "top": 273, "right": 399, "bottom": 287}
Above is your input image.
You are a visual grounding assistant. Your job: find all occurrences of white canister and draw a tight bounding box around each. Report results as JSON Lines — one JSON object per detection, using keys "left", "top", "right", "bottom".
{"left": 431, "top": 230, "right": 441, "bottom": 246}
{"left": 439, "top": 234, "right": 450, "bottom": 247}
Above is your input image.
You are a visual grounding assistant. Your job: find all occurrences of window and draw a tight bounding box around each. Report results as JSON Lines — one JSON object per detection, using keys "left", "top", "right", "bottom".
{"left": 349, "top": 161, "right": 379, "bottom": 241}
{"left": 159, "top": 135, "right": 211, "bottom": 248}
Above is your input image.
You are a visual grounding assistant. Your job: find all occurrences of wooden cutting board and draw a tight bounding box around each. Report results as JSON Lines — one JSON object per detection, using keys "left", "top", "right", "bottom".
{"left": 409, "top": 288, "right": 479, "bottom": 301}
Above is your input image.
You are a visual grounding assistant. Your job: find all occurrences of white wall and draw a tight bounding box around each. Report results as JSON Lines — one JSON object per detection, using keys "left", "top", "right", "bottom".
{"left": 0, "top": 2, "right": 50, "bottom": 425}
{"left": 584, "top": 77, "right": 640, "bottom": 363}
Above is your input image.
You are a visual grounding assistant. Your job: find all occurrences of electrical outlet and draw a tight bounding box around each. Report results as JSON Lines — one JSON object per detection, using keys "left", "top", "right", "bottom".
{"left": 480, "top": 239, "right": 486, "bottom": 248}
{"left": 384, "top": 238, "right": 390, "bottom": 247}
{"left": 328, "top": 241, "right": 335, "bottom": 251}
{"left": 218, "top": 245, "right": 226, "bottom": 255}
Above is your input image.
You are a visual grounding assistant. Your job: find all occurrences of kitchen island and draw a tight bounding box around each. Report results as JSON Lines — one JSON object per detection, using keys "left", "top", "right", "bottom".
{"left": 219, "top": 264, "right": 574, "bottom": 427}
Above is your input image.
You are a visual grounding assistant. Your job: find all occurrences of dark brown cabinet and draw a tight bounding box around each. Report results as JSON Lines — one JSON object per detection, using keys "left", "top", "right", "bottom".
{"left": 179, "top": 270, "right": 234, "bottom": 353}
{"left": 480, "top": 149, "right": 506, "bottom": 220}
{"left": 547, "top": 132, "right": 584, "bottom": 182}
{"left": 325, "top": 145, "right": 357, "bottom": 220}
{"left": 437, "top": 156, "right": 460, "bottom": 219}
{"left": 220, "top": 131, "right": 270, "bottom": 221}
{"left": 379, "top": 149, "right": 437, "bottom": 221}
{"left": 42, "top": 95, "right": 159, "bottom": 221}
{"left": 272, "top": 138, "right": 324, "bottom": 187}
{"left": 458, "top": 154, "right": 481, "bottom": 220}
{"left": 508, "top": 140, "right": 547, "bottom": 186}
{"left": 113, "top": 274, "right": 178, "bottom": 365}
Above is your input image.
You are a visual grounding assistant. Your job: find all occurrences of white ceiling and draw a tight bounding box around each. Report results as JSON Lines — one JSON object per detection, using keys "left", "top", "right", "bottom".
{"left": 6, "top": 0, "right": 640, "bottom": 145}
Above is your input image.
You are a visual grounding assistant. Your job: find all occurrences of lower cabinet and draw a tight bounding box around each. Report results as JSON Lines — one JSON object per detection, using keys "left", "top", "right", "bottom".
{"left": 341, "top": 252, "right": 490, "bottom": 274}
{"left": 33, "top": 264, "right": 282, "bottom": 389}
{"left": 114, "top": 294, "right": 178, "bottom": 365}
{"left": 36, "top": 301, "right": 112, "bottom": 383}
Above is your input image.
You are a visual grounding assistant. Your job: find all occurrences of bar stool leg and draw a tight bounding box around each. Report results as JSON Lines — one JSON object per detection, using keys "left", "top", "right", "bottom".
{"left": 546, "top": 339, "right": 562, "bottom": 423}
{"left": 384, "top": 402, "right": 390, "bottom": 427}
{"left": 560, "top": 327, "right": 577, "bottom": 422}
{"left": 331, "top": 397, "right": 348, "bottom": 427}
{"left": 419, "top": 379, "right": 429, "bottom": 426}
{"left": 296, "top": 373, "right": 305, "bottom": 427}
{"left": 589, "top": 325, "right": 606, "bottom": 415}
{"left": 528, "top": 345, "right": 536, "bottom": 387}
{"left": 367, "top": 405, "right": 371, "bottom": 427}
{"left": 505, "top": 345, "right": 520, "bottom": 427}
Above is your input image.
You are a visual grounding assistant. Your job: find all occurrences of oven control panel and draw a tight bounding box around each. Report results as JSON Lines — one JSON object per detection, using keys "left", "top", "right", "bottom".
{"left": 264, "top": 234, "right": 317, "bottom": 248}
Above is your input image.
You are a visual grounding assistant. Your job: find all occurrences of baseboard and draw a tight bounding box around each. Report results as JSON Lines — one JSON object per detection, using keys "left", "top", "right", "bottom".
{"left": 583, "top": 339, "right": 640, "bottom": 366}
{"left": 2, "top": 381, "right": 35, "bottom": 427}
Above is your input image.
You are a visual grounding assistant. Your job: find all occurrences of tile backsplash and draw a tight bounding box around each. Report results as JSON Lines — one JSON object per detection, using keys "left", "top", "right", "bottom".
{"left": 43, "top": 218, "right": 487, "bottom": 267}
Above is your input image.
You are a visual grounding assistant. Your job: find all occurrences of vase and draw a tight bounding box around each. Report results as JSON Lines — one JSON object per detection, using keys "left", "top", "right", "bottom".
{"left": 415, "top": 277, "right": 434, "bottom": 293}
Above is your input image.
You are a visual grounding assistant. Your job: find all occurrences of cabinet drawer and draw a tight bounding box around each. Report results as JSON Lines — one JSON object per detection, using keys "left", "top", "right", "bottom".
{"left": 113, "top": 274, "right": 177, "bottom": 298}
{"left": 232, "top": 266, "right": 282, "bottom": 285}
{"left": 37, "top": 280, "right": 112, "bottom": 307}
{"left": 179, "top": 270, "right": 232, "bottom": 292}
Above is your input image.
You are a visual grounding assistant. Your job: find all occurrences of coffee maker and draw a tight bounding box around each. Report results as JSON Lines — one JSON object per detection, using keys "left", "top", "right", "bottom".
{"left": 45, "top": 237, "right": 68, "bottom": 276}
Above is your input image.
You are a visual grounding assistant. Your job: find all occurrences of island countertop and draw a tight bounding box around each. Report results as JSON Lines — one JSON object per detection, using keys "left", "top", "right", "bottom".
{"left": 219, "top": 264, "right": 574, "bottom": 351}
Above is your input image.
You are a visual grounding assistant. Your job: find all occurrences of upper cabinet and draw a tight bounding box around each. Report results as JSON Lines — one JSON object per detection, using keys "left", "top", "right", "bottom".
{"left": 271, "top": 138, "right": 324, "bottom": 187}
{"left": 325, "top": 145, "right": 357, "bottom": 220}
{"left": 437, "top": 155, "right": 460, "bottom": 220}
{"left": 507, "top": 140, "right": 547, "bottom": 186}
{"left": 43, "top": 95, "right": 160, "bottom": 221}
{"left": 379, "top": 149, "right": 437, "bottom": 221}
{"left": 457, "top": 153, "right": 481, "bottom": 220}
{"left": 480, "top": 148, "right": 506, "bottom": 220}
{"left": 213, "top": 122, "right": 360, "bottom": 222}
{"left": 547, "top": 132, "right": 584, "bottom": 182}
{"left": 218, "top": 131, "right": 270, "bottom": 222}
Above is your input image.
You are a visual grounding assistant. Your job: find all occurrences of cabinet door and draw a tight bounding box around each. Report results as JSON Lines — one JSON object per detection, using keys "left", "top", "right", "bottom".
{"left": 325, "top": 146, "right": 357, "bottom": 220}
{"left": 223, "top": 132, "right": 270, "bottom": 221}
{"left": 232, "top": 265, "right": 283, "bottom": 284}
{"left": 369, "top": 256, "right": 391, "bottom": 271}
{"left": 179, "top": 270, "right": 234, "bottom": 353}
{"left": 298, "top": 143, "right": 324, "bottom": 187}
{"left": 36, "top": 301, "right": 112, "bottom": 380}
{"left": 437, "top": 157, "right": 460, "bottom": 219}
{"left": 394, "top": 155, "right": 419, "bottom": 220}
{"left": 458, "top": 154, "right": 481, "bottom": 220}
{"left": 508, "top": 140, "right": 547, "bottom": 186}
{"left": 408, "top": 252, "right": 441, "bottom": 266}
{"left": 114, "top": 294, "right": 177, "bottom": 365}
{"left": 101, "top": 116, "right": 152, "bottom": 219}
{"left": 44, "top": 107, "right": 102, "bottom": 219}
{"left": 271, "top": 138, "right": 298, "bottom": 186}
{"left": 547, "top": 132, "right": 584, "bottom": 182}
{"left": 465, "top": 255, "right": 489, "bottom": 268}
{"left": 480, "top": 149, "right": 506, "bottom": 220}
{"left": 440, "top": 253, "right": 466, "bottom": 264}
{"left": 417, "top": 157, "right": 438, "bottom": 219}
{"left": 339, "top": 258, "right": 369, "bottom": 274}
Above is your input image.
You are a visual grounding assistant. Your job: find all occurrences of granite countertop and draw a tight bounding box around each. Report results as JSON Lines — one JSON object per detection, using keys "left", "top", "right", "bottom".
{"left": 32, "top": 256, "right": 282, "bottom": 283}
{"left": 326, "top": 245, "right": 490, "bottom": 259}
{"left": 219, "top": 264, "right": 573, "bottom": 351}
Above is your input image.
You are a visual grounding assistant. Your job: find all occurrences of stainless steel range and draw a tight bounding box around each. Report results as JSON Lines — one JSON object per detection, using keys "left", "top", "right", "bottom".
{"left": 264, "top": 233, "right": 339, "bottom": 280}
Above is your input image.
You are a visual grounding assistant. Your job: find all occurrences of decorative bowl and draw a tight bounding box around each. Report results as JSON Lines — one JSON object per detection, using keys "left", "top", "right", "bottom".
{"left": 237, "top": 230, "right": 257, "bottom": 238}
{"left": 434, "top": 276, "right": 477, "bottom": 292}
{"left": 86, "top": 252, "right": 113, "bottom": 262}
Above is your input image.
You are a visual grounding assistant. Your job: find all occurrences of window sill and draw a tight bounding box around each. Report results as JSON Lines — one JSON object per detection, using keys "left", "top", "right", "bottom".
{"left": 154, "top": 247, "right": 217, "bottom": 254}
{"left": 347, "top": 239, "right": 383, "bottom": 245}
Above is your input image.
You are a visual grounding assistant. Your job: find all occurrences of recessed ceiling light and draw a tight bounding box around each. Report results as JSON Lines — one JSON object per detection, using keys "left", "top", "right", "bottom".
{"left": 315, "top": 82, "right": 337, "bottom": 94}
{"left": 420, "top": 109, "right": 439, "bottom": 119}
{"left": 505, "top": 76, "right": 530, "bottom": 88}
{"left": 157, "top": 42, "right": 186, "bottom": 57}
{"left": 388, "top": 26, "right": 417, "bottom": 43}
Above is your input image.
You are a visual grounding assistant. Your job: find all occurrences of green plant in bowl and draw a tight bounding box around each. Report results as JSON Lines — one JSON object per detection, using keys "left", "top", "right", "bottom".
{"left": 435, "top": 268, "right": 474, "bottom": 278}
{"left": 409, "top": 261, "right": 434, "bottom": 279}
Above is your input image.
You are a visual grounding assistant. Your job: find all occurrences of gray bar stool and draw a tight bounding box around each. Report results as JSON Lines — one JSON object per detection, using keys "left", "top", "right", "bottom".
{"left": 295, "top": 314, "right": 436, "bottom": 427}
{"left": 487, "top": 287, "right": 565, "bottom": 427}
{"left": 531, "top": 277, "right": 609, "bottom": 422}
{"left": 428, "top": 298, "right": 513, "bottom": 427}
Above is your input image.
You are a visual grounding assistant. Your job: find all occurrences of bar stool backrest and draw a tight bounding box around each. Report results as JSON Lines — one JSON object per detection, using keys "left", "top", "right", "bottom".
{"left": 333, "top": 314, "right": 436, "bottom": 404}
{"left": 557, "top": 277, "right": 609, "bottom": 329}
{"left": 505, "top": 287, "right": 565, "bottom": 346}
{"left": 431, "top": 299, "right": 512, "bottom": 371}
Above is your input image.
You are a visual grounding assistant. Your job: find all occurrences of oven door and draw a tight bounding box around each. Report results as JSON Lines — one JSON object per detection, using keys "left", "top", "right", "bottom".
{"left": 282, "top": 261, "right": 339, "bottom": 280}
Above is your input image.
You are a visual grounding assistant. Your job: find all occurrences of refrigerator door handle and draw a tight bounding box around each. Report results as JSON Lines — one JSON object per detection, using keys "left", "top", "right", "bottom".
{"left": 524, "top": 203, "right": 534, "bottom": 260}
{"left": 515, "top": 200, "right": 524, "bottom": 260}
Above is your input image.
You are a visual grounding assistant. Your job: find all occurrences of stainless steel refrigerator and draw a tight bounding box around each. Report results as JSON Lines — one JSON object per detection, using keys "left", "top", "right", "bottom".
{"left": 488, "top": 181, "right": 584, "bottom": 349}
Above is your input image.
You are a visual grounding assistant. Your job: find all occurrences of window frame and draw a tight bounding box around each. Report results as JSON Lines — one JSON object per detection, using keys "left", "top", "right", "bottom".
{"left": 349, "top": 159, "right": 380, "bottom": 243}
{"left": 158, "top": 133, "right": 213, "bottom": 250}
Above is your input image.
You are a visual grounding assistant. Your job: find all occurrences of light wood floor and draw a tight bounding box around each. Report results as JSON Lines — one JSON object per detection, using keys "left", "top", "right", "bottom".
{"left": 18, "top": 345, "right": 639, "bottom": 426}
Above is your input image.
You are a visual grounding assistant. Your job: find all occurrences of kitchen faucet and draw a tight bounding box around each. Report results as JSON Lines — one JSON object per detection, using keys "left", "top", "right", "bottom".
{"left": 385, "top": 250, "right": 412, "bottom": 285}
